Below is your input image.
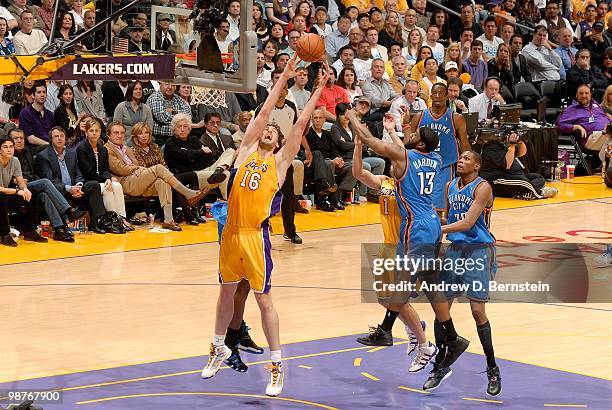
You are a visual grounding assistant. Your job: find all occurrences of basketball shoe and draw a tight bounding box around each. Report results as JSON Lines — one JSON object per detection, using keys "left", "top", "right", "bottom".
{"left": 486, "top": 366, "right": 502, "bottom": 396}
{"left": 356, "top": 325, "right": 393, "bottom": 346}
{"left": 406, "top": 321, "right": 427, "bottom": 355}
{"left": 238, "top": 321, "right": 264, "bottom": 354}
{"left": 440, "top": 335, "right": 469, "bottom": 367}
{"left": 265, "top": 362, "right": 285, "bottom": 397}
{"left": 594, "top": 244, "right": 612, "bottom": 266}
{"left": 201, "top": 343, "right": 231, "bottom": 379}
{"left": 423, "top": 366, "right": 453, "bottom": 391}
{"left": 225, "top": 347, "right": 248, "bottom": 372}
{"left": 408, "top": 342, "right": 437, "bottom": 372}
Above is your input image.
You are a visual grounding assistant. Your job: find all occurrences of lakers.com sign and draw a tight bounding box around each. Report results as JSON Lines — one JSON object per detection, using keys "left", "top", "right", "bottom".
{"left": 51, "top": 54, "right": 175, "bottom": 81}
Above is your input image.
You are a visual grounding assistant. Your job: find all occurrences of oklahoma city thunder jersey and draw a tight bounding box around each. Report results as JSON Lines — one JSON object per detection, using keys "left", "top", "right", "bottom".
{"left": 418, "top": 108, "right": 459, "bottom": 168}
{"left": 447, "top": 176, "right": 495, "bottom": 244}
{"left": 379, "top": 178, "right": 401, "bottom": 245}
{"left": 226, "top": 151, "right": 282, "bottom": 228}
{"left": 396, "top": 149, "right": 441, "bottom": 218}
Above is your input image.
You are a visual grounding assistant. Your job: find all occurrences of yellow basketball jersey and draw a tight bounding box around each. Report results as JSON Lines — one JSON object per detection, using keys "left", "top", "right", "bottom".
{"left": 226, "top": 151, "right": 280, "bottom": 229}
{"left": 379, "top": 178, "right": 401, "bottom": 245}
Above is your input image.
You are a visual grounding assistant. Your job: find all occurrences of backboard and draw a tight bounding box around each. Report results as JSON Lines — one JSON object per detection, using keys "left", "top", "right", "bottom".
{"left": 150, "top": 1, "right": 257, "bottom": 93}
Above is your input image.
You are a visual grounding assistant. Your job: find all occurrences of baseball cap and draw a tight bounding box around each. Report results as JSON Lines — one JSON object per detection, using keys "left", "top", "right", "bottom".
{"left": 314, "top": 6, "right": 327, "bottom": 14}
{"left": 355, "top": 96, "right": 371, "bottom": 106}
{"left": 157, "top": 13, "right": 174, "bottom": 22}
{"left": 487, "top": 0, "right": 501, "bottom": 5}
{"left": 445, "top": 61, "right": 459, "bottom": 71}
{"left": 593, "top": 21, "right": 604, "bottom": 31}
{"left": 369, "top": 7, "right": 382, "bottom": 15}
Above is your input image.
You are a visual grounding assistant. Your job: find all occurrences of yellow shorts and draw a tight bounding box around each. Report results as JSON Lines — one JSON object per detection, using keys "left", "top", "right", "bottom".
{"left": 218, "top": 223, "right": 273, "bottom": 293}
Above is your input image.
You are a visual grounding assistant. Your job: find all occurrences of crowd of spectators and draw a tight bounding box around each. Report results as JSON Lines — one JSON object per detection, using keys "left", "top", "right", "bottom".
{"left": 2, "top": 0, "right": 612, "bottom": 247}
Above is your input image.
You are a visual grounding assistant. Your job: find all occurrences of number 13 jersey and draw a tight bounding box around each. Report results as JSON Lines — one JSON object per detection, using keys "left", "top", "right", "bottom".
{"left": 395, "top": 149, "right": 442, "bottom": 219}
{"left": 226, "top": 151, "right": 283, "bottom": 229}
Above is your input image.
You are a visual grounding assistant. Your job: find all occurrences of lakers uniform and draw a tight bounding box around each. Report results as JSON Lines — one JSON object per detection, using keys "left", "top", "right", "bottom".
{"left": 379, "top": 178, "right": 401, "bottom": 245}
{"left": 395, "top": 149, "right": 442, "bottom": 260}
{"left": 218, "top": 151, "right": 282, "bottom": 293}
{"left": 445, "top": 176, "right": 497, "bottom": 301}
{"left": 418, "top": 108, "right": 460, "bottom": 210}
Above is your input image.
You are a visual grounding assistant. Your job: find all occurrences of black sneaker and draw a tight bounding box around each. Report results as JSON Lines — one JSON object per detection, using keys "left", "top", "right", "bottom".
{"left": 224, "top": 347, "right": 248, "bottom": 372}
{"left": 440, "top": 335, "right": 469, "bottom": 368}
{"left": 207, "top": 167, "right": 227, "bottom": 184}
{"left": 283, "top": 233, "right": 303, "bottom": 244}
{"left": 486, "top": 366, "right": 502, "bottom": 396}
{"left": 356, "top": 325, "right": 393, "bottom": 346}
{"left": 423, "top": 366, "right": 453, "bottom": 391}
{"left": 238, "top": 322, "right": 264, "bottom": 354}
{"left": 1, "top": 234, "right": 17, "bottom": 247}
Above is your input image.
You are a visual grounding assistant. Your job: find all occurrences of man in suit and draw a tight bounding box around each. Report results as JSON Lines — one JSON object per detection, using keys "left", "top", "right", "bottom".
{"left": 128, "top": 24, "right": 149, "bottom": 52}
{"left": 510, "top": 34, "right": 532, "bottom": 85}
{"left": 11, "top": 128, "right": 84, "bottom": 242}
{"left": 199, "top": 112, "right": 237, "bottom": 163}
{"left": 35, "top": 127, "right": 108, "bottom": 234}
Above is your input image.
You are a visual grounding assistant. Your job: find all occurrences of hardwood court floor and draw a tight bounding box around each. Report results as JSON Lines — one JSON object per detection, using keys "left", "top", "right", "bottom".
{"left": 0, "top": 177, "right": 610, "bottom": 385}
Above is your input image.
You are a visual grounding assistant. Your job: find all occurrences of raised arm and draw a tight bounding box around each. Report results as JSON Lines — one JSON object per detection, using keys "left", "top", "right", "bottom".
{"left": 352, "top": 133, "right": 384, "bottom": 190}
{"left": 346, "top": 109, "right": 405, "bottom": 161}
{"left": 242, "top": 55, "right": 300, "bottom": 150}
{"left": 442, "top": 181, "right": 492, "bottom": 234}
{"left": 277, "top": 64, "right": 329, "bottom": 179}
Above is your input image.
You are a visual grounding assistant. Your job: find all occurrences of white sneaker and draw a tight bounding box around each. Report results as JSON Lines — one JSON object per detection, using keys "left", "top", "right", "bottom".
{"left": 406, "top": 320, "right": 427, "bottom": 356}
{"left": 201, "top": 343, "right": 231, "bottom": 379}
{"left": 265, "top": 362, "right": 285, "bottom": 397}
{"left": 594, "top": 245, "right": 612, "bottom": 266}
{"left": 541, "top": 186, "right": 558, "bottom": 198}
{"left": 408, "top": 342, "right": 437, "bottom": 373}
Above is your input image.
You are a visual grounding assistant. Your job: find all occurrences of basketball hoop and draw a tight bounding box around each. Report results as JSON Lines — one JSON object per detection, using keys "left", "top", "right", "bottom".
{"left": 191, "top": 86, "right": 227, "bottom": 108}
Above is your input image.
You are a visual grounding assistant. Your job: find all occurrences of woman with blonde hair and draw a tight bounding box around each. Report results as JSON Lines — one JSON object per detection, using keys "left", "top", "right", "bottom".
{"left": 487, "top": 43, "right": 516, "bottom": 93}
{"left": 439, "top": 42, "right": 464, "bottom": 78}
{"left": 602, "top": 85, "right": 612, "bottom": 117}
{"left": 402, "top": 28, "right": 423, "bottom": 70}
{"left": 379, "top": 11, "right": 403, "bottom": 49}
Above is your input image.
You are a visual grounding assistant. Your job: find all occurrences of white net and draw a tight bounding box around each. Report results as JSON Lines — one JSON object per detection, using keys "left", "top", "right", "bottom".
{"left": 191, "top": 86, "right": 227, "bottom": 108}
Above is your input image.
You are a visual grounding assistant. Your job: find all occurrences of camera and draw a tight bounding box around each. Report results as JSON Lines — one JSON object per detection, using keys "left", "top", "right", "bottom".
{"left": 475, "top": 124, "right": 527, "bottom": 145}
{"left": 190, "top": 0, "right": 225, "bottom": 35}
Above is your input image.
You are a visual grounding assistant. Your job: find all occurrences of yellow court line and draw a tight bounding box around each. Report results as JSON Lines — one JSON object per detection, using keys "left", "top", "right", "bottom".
{"left": 398, "top": 385, "right": 430, "bottom": 395}
{"left": 353, "top": 358, "right": 362, "bottom": 367}
{"left": 75, "top": 392, "right": 339, "bottom": 409}
{"left": 366, "top": 346, "right": 387, "bottom": 353}
{"left": 360, "top": 372, "right": 380, "bottom": 381}
{"left": 463, "top": 397, "right": 503, "bottom": 404}
{"left": 298, "top": 365, "right": 312, "bottom": 369}
{"left": 543, "top": 405, "right": 587, "bottom": 408}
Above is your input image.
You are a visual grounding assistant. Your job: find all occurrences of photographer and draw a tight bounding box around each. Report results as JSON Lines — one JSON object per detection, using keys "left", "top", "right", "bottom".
{"left": 480, "top": 131, "right": 558, "bottom": 200}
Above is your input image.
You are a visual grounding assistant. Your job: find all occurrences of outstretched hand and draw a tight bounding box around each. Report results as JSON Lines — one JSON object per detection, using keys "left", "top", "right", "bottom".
{"left": 314, "top": 62, "right": 330, "bottom": 90}
{"left": 383, "top": 113, "right": 395, "bottom": 131}
{"left": 283, "top": 54, "right": 301, "bottom": 79}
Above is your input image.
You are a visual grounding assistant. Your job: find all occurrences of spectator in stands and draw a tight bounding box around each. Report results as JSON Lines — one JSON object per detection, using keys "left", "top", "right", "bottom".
{"left": 148, "top": 81, "right": 192, "bottom": 146}
{"left": 387, "top": 55, "right": 409, "bottom": 95}
{"left": 412, "top": 0, "right": 430, "bottom": 30}
{"left": 78, "top": 10, "right": 105, "bottom": 51}
{"left": 269, "top": 22, "right": 287, "bottom": 51}
{"left": 362, "top": 59, "right": 399, "bottom": 121}
{"left": 430, "top": 9, "right": 452, "bottom": 48}
{"left": 522, "top": 25, "right": 563, "bottom": 83}
{"left": 418, "top": 57, "right": 445, "bottom": 102}
{"left": 389, "top": 79, "right": 427, "bottom": 130}
{"left": 226, "top": 0, "right": 241, "bottom": 42}
{"left": 75, "top": 80, "right": 106, "bottom": 122}
{"left": 582, "top": 21, "right": 608, "bottom": 68}
{"left": 566, "top": 49, "right": 608, "bottom": 101}
{"left": 194, "top": 90, "right": 243, "bottom": 137}
{"left": 36, "top": 0, "right": 55, "bottom": 37}
{"left": 13, "top": 10, "right": 47, "bottom": 55}
{"left": 538, "top": 1, "right": 575, "bottom": 47}
{"left": 443, "top": 60, "right": 461, "bottom": 81}
{"left": 113, "top": 81, "right": 154, "bottom": 141}
{"left": 19, "top": 81, "right": 54, "bottom": 146}
{"left": 353, "top": 40, "right": 373, "bottom": 81}
{"left": 35, "top": 127, "right": 110, "bottom": 234}
{"left": 54, "top": 84, "right": 81, "bottom": 144}
{"left": 458, "top": 27, "right": 474, "bottom": 62}
{"left": 487, "top": 43, "right": 517, "bottom": 94}
{"left": 554, "top": 28, "right": 578, "bottom": 81}
{"left": 331, "top": 45, "right": 355, "bottom": 76}
{"left": 336, "top": 67, "right": 361, "bottom": 102}
{"left": 451, "top": 4, "right": 484, "bottom": 41}
{"left": 509, "top": 34, "right": 532, "bottom": 83}
{"left": 156, "top": 14, "right": 176, "bottom": 51}
{"left": 316, "top": 66, "right": 350, "bottom": 122}
{"left": 365, "top": 27, "right": 388, "bottom": 62}
{"left": 402, "top": 29, "right": 423, "bottom": 69}
{"left": 516, "top": 0, "right": 541, "bottom": 28}
{"left": 347, "top": 26, "right": 364, "bottom": 54}
{"left": 424, "top": 25, "right": 445, "bottom": 65}
{"left": 69, "top": 113, "right": 91, "bottom": 148}
{"left": 77, "top": 118, "right": 129, "bottom": 226}
{"left": 500, "top": 21, "right": 515, "bottom": 45}
{"left": 402, "top": 8, "right": 425, "bottom": 44}
{"left": 0, "top": 136, "right": 47, "bottom": 247}
{"left": 477, "top": 17, "right": 504, "bottom": 61}
{"left": 557, "top": 84, "right": 611, "bottom": 149}
{"left": 11, "top": 128, "right": 83, "bottom": 242}
{"left": 45, "top": 80, "right": 62, "bottom": 113}
{"left": 7, "top": 0, "right": 40, "bottom": 31}
{"left": 463, "top": 39, "right": 488, "bottom": 89}
{"left": 163, "top": 113, "right": 235, "bottom": 195}
{"left": 385, "top": 43, "right": 403, "bottom": 77}
{"left": 231, "top": 111, "right": 252, "bottom": 146}
{"left": 54, "top": 10, "right": 76, "bottom": 40}
{"left": 266, "top": 0, "right": 291, "bottom": 27}
{"left": 577, "top": 4, "right": 599, "bottom": 41}
{"left": 311, "top": 6, "right": 331, "bottom": 37}
{"left": 469, "top": 77, "right": 506, "bottom": 121}
{"left": 69, "top": 0, "right": 85, "bottom": 29}
{"left": 257, "top": 51, "right": 272, "bottom": 88}
{"left": 602, "top": 84, "right": 612, "bottom": 115}
{"left": 0, "top": 17, "right": 15, "bottom": 55}
{"left": 410, "top": 45, "right": 433, "bottom": 81}
{"left": 379, "top": 10, "right": 403, "bottom": 50}
{"left": 128, "top": 24, "right": 149, "bottom": 52}
{"left": 199, "top": 112, "right": 237, "bottom": 168}
{"left": 105, "top": 121, "right": 206, "bottom": 232}
{"left": 440, "top": 43, "right": 463, "bottom": 79}
{"left": 290, "top": 67, "right": 311, "bottom": 112}
{"left": 447, "top": 76, "right": 469, "bottom": 113}
{"left": 325, "top": 14, "right": 351, "bottom": 59}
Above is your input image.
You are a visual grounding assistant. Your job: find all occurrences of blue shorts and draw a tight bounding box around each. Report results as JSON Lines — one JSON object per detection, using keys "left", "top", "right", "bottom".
{"left": 433, "top": 164, "right": 456, "bottom": 211}
{"left": 397, "top": 213, "right": 442, "bottom": 263}
{"left": 442, "top": 243, "right": 497, "bottom": 301}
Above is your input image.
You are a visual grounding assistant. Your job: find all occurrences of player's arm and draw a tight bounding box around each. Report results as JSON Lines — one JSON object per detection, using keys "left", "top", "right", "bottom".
{"left": 442, "top": 182, "right": 492, "bottom": 234}
{"left": 346, "top": 110, "right": 404, "bottom": 161}
{"left": 277, "top": 64, "right": 329, "bottom": 179}
{"left": 406, "top": 112, "right": 421, "bottom": 144}
{"left": 242, "top": 55, "right": 300, "bottom": 150}
{"left": 440, "top": 181, "right": 451, "bottom": 226}
{"left": 352, "top": 134, "right": 384, "bottom": 190}
{"left": 383, "top": 113, "right": 404, "bottom": 147}
{"left": 453, "top": 113, "right": 471, "bottom": 152}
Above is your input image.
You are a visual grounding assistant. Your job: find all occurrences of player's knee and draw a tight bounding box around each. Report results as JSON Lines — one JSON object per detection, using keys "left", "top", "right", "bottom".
{"left": 235, "top": 280, "right": 251, "bottom": 297}
{"left": 254, "top": 292, "right": 274, "bottom": 311}
{"left": 470, "top": 305, "right": 487, "bottom": 324}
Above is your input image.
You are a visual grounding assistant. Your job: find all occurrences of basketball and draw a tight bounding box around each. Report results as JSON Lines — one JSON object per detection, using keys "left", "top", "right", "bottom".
{"left": 295, "top": 33, "right": 325, "bottom": 62}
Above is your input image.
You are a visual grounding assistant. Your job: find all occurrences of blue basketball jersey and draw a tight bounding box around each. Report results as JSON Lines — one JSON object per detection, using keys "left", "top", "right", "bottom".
{"left": 418, "top": 108, "right": 459, "bottom": 169}
{"left": 447, "top": 176, "right": 495, "bottom": 244}
{"left": 396, "top": 149, "right": 442, "bottom": 219}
